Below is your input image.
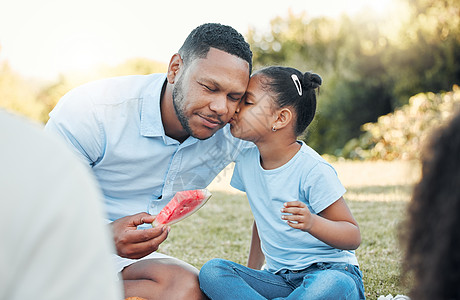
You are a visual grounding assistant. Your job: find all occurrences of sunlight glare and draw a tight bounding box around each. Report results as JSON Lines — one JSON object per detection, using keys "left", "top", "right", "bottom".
{"left": 50, "top": 33, "right": 110, "bottom": 74}
{"left": 361, "top": 0, "right": 394, "bottom": 16}
{"left": 0, "top": 0, "right": 399, "bottom": 80}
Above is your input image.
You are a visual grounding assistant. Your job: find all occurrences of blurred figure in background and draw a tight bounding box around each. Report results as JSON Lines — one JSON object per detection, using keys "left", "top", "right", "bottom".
{"left": 0, "top": 109, "right": 122, "bottom": 300}
{"left": 401, "top": 111, "right": 460, "bottom": 300}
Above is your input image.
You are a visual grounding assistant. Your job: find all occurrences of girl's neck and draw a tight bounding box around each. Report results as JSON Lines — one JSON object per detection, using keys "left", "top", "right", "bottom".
{"left": 256, "top": 138, "right": 301, "bottom": 170}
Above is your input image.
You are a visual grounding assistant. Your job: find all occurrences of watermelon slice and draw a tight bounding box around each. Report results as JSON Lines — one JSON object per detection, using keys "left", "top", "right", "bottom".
{"left": 152, "top": 189, "right": 212, "bottom": 227}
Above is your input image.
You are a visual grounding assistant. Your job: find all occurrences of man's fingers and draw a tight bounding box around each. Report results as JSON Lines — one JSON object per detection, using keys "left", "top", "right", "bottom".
{"left": 116, "top": 225, "right": 165, "bottom": 246}
{"left": 128, "top": 225, "right": 167, "bottom": 243}
{"left": 130, "top": 212, "right": 156, "bottom": 227}
{"left": 118, "top": 226, "right": 170, "bottom": 259}
{"left": 133, "top": 226, "right": 170, "bottom": 258}
{"left": 146, "top": 226, "right": 170, "bottom": 248}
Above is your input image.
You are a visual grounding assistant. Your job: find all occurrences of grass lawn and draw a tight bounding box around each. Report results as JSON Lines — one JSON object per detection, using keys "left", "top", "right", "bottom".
{"left": 159, "top": 160, "right": 420, "bottom": 299}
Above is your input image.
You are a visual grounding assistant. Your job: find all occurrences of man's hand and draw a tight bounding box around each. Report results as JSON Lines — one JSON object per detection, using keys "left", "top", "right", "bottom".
{"left": 111, "top": 212, "right": 170, "bottom": 259}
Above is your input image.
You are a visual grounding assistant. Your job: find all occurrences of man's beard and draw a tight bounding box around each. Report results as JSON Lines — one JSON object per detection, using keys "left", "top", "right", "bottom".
{"left": 172, "top": 75, "right": 195, "bottom": 138}
{"left": 172, "top": 76, "right": 214, "bottom": 141}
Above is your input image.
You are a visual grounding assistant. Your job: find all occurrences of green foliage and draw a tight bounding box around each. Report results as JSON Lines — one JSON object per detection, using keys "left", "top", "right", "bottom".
{"left": 342, "top": 85, "right": 460, "bottom": 160}
{"left": 387, "top": 0, "right": 460, "bottom": 104}
{"left": 36, "top": 75, "right": 74, "bottom": 123}
{"left": 3, "top": 0, "right": 460, "bottom": 157}
{"left": 248, "top": 0, "right": 460, "bottom": 155}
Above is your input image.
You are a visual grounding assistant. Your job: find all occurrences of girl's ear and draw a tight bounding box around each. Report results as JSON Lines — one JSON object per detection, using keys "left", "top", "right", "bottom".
{"left": 167, "top": 53, "right": 183, "bottom": 84}
{"left": 273, "top": 108, "right": 293, "bottom": 131}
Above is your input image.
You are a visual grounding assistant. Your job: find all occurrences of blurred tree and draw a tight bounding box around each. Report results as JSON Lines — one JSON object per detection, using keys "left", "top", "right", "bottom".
{"left": 342, "top": 85, "right": 460, "bottom": 160}
{"left": 98, "top": 57, "right": 167, "bottom": 77}
{"left": 248, "top": 12, "right": 395, "bottom": 154}
{"left": 0, "top": 60, "right": 45, "bottom": 120}
{"left": 247, "top": 0, "right": 460, "bottom": 155}
{"left": 36, "top": 75, "right": 73, "bottom": 123}
{"left": 386, "top": 0, "right": 460, "bottom": 105}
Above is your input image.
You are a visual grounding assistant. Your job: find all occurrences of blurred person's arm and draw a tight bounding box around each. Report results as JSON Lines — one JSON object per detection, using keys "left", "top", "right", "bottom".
{"left": 0, "top": 110, "right": 123, "bottom": 300}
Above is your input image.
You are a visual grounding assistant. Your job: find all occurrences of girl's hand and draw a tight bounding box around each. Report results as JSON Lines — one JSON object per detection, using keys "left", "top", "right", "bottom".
{"left": 281, "top": 197, "right": 361, "bottom": 250}
{"left": 281, "top": 201, "right": 314, "bottom": 232}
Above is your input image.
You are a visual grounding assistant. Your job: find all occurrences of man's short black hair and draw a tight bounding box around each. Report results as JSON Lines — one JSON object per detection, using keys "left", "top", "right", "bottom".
{"left": 178, "top": 23, "right": 253, "bottom": 73}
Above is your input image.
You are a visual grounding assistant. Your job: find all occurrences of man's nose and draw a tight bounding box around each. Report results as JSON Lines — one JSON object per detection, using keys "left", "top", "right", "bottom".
{"left": 209, "top": 94, "right": 228, "bottom": 115}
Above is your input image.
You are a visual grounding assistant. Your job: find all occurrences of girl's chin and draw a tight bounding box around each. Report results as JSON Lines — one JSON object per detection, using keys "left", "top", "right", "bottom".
{"left": 229, "top": 125, "right": 241, "bottom": 138}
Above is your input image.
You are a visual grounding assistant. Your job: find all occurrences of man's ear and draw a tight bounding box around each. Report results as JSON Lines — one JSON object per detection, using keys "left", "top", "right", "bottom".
{"left": 167, "top": 53, "right": 183, "bottom": 84}
{"left": 273, "top": 108, "right": 293, "bottom": 130}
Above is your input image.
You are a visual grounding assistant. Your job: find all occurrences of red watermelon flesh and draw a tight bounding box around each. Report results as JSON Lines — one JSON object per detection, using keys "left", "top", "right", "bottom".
{"left": 152, "top": 189, "right": 212, "bottom": 226}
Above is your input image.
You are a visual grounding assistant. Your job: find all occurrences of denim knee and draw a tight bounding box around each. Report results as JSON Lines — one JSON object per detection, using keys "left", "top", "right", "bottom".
{"left": 299, "top": 268, "right": 359, "bottom": 300}
{"left": 199, "top": 258, "right": 232, "bottom": 288}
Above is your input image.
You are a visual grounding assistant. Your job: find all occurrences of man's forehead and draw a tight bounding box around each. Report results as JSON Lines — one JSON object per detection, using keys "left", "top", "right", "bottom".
{"left": 190, "top": 50, "right": 249, "bottom": 87}
{"left": 199, "top": 48, "right": 249, "bottom": 68}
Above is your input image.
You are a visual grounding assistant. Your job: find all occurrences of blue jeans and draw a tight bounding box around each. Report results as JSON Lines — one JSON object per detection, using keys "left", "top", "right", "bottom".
{"left": 199, "top": 258, "right": 365, "bottom": 300}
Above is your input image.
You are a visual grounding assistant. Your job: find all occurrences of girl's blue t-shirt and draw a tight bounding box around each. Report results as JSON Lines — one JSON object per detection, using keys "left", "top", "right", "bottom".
{"left": 231, "top": 141, "right": 359, "bottom": 273}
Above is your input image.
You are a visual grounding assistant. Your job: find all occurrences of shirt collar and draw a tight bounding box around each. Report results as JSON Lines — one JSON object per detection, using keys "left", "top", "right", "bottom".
{"left": 140, "top": 74, "right": 167, "bottom": 137}
{"left": 139, "top": 73, "right": 199, "bottom": 146}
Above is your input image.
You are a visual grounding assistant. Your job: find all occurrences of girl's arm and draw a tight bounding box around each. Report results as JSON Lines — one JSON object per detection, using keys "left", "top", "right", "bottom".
{"left": 247, "top": 221, "right": 265, "bottom": 269}
{"left": 281, "top": 197, "right": 361, "bottom": 250}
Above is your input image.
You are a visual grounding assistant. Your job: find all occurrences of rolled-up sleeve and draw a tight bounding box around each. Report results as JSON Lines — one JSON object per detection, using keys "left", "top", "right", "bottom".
{"left": 45, "top": 87, "right": 104, "bottom": 167}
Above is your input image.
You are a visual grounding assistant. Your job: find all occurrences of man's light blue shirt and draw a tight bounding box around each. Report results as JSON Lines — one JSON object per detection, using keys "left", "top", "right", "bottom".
{"left": 45, "top": 74, "right": 249, "bottom": 223}
{"left": 231, "top": 142, "right": 358, "bottom": 273}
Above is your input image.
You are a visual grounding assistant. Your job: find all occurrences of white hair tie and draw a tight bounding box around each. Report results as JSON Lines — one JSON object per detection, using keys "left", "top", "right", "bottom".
{"left": 291, "top": 74, "right": 302, "bottom": 96}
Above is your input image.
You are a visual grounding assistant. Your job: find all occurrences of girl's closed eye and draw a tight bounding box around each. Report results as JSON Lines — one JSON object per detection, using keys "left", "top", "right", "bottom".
{"left": 243, "top": 93, "right": 255, "bottom": 105}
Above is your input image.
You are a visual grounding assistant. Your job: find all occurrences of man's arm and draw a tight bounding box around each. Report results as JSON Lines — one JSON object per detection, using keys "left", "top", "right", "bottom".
{"left": 45, "top": 87, "right": 170, "bottom": 259}
{"left": 44, "top": 88, "right": 103, "bottom": 166}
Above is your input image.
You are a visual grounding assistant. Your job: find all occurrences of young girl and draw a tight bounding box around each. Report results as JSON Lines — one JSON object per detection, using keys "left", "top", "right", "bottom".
{"left": 199, "top": 66, "right": 365, "bottom": 299}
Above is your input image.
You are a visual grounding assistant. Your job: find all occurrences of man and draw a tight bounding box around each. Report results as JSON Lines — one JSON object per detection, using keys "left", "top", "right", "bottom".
{"left": 45, "top": 23, "right": 253, "bottom": 299}
{"left": 0, "top": 110, "right": 123, "bottom": 300}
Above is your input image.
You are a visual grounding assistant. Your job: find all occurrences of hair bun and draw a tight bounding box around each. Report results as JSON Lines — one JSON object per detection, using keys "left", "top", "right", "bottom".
{"left": 303, "top": 72, "right": 322, "bottom": 89}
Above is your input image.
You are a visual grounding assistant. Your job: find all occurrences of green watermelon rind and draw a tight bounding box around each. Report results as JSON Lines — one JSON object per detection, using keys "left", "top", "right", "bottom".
{"left": 152, "top": 189, "right": 212, "bottom": 227}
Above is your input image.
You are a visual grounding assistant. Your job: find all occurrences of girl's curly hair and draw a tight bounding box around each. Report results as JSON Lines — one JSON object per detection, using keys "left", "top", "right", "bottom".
{"left": 400, "top": 112, "right": 460, "bottom": 300}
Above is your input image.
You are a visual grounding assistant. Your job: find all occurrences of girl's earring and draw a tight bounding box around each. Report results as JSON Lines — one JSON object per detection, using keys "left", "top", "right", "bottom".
{"left": 272, "top": 125, "right": 277, "bottom": 132}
